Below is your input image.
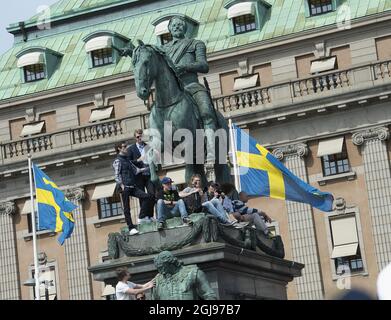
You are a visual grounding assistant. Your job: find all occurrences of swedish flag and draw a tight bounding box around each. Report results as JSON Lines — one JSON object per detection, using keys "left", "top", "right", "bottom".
{"left": 233, "top": 125, "right": 334, "bottom": 212}
{"left": 33, "top": 164, "right": 78, "bottom": 245}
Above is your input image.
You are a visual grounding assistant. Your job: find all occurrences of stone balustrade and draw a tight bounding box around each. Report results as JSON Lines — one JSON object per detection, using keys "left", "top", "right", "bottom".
{"left": 373, "top": 60, "right": 391, "bottom": 81}
{"left": 213, "top": 86, "right": 271, "bottom": 112}
{"left": 0, "top": 59, "right": 390, "bottom": 165}
{"left": 0, "top": 114, "right": 149, "bottom": 163}
{"left": 291, "top": 69, "right": 351, "bottom": 97}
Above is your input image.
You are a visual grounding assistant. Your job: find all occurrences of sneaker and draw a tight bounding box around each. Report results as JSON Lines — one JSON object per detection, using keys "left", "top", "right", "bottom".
{"left": 222, "top": 220, "right": 236, "bottom": 227}
{"left": 138, "top": 217, "right": 150, "bottom": 224}
{"left": 266, "top": 231, "right": 275, "bottom": 239}
{"left": 157, "top": 222, "right": 164, "bottom": 231}
{"left": 182, "top": 217, "right": 194, "bottom": 226}
{"left": 234, "top": 222, "right": 250, "bottom": 229}
{"left": 129, "top": 228, "right": 139, "bottom": 236}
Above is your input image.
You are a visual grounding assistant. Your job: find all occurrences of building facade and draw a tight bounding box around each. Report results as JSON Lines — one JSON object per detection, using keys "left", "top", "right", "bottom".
{"left": 0, "top": 0, "right": 390, "bottom": 300}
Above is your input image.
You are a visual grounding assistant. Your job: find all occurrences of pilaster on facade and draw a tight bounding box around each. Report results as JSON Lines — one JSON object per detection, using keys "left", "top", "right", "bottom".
{"left": 272, "top": 143, "right": 309, "bottom": 161}
{"left": 0, "top": 201, "right": 20, "bottom": 300}
{"left": 272, "top": 143, "right": 324, "bottom": 300}
{"left": 352, "top": 126, "right": 391, "bottom": 272}
{"left": 64, "top": 187, "right": 92, "bottom": 300}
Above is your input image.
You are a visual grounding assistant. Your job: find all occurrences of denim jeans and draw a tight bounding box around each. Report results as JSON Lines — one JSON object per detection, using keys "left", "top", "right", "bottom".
{"left": 157, "top": 199, "right": 188, "bottom": 223}
{"left": 202, "top": 198, "right": 230, "bottom": 223}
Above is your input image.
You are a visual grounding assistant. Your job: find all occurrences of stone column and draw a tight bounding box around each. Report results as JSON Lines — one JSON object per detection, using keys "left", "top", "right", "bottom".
{"left": 64, "top": 187, "right": 92, "bottom": 300}
{"left": 273, "top": 143, "right": 324, "bottom": 300}
{"left": 352, "top": 127, "right": 391, "bottom": 272}
{"left": 0, "top": 201, "right": 20, "bottom": 300}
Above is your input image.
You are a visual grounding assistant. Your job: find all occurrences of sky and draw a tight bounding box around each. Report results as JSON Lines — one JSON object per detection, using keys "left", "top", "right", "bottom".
{"left": 0, "top": 0, "right": 59, "bottom": 55}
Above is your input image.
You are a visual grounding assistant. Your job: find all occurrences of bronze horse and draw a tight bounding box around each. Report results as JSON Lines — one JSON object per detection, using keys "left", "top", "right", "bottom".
{"left": 131, "top": 41, "right": 231, "bottom": 185}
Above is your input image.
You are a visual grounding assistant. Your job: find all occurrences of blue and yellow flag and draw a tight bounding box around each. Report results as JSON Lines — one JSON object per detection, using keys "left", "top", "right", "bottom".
{"left": 33, "top": 164, "right": 78, "bottom": 245}
{"left": 233, "top": 125, "right": 334, "bottom": 212}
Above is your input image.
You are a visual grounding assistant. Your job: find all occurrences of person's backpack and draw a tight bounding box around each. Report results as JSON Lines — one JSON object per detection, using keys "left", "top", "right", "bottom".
{"left": 182, "top": 192, "right": 203, "bottom": 214}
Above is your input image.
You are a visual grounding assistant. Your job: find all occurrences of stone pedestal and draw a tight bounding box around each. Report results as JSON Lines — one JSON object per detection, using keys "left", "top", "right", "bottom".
{"left": 89, "top": 242, "right": 303, "bottom": 300}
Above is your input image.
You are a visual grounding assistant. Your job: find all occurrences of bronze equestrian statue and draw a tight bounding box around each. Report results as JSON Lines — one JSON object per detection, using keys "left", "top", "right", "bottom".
{"left": 118, "top": 16, "right": 231, "bottom": 186}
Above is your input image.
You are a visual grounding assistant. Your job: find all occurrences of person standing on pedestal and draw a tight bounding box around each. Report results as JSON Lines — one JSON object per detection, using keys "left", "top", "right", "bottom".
{"left": 127, "top": 129, "right": 155, "bottom": 222}
{"left": 113, "top": 142, "right": 155, "bottom": 235}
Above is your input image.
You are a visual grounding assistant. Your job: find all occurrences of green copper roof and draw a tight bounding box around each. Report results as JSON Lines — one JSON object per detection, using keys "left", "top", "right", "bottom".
{"left": 12, "top": 0, "right": 132, "bottom": 27}
{"left": 0, "top": 0, "right": 390, "bottom": 102}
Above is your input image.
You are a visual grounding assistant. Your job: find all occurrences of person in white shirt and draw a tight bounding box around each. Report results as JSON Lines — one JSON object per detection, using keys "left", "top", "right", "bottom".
{"left": 115, "top": 268, "right": 155, "bottom": 300}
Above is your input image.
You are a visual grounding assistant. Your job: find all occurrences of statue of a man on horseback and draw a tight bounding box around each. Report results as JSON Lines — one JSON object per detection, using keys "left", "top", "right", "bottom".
{"left": 117, "top": 16, "right": 231, "bottom": 186}
{"left": 162, "top": 17, "right": 219, "bottom": 164}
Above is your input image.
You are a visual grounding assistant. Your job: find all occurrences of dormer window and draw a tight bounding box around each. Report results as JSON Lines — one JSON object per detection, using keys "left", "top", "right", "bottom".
{"left": 152, "top": 15, "right": 199, "bottom": 45}
{"left": 24, "top": 63, "right": 45, "bottom": 82}
{"left": 16, "top": 48, "right": 62, "bottom": 83}
{"left": 309, "top": 0, "right": 333, "bottom": 16}
{"left": 91, "top": 48, "right": 113, "bottom": 67}
{"left": 304, "top": 0, "right": 339, "bottom": 17}
{"left": 83, "top": 31, "right": 131, "bottom": 69}
{"left": 233, "top": 14, "right": 256, "bottom": 34}
{"left": 225, "top": 1, "right": 271, "bottom": 36}
{"left": 160, "top": 33, "right": 173, "bottom": 45}
{"left": 154, "top": 20, "right": 172, "bottom": 45}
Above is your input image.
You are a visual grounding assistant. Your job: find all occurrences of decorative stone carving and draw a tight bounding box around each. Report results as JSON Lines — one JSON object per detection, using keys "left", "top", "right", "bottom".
{"left": 334, "top": 197, "right": 346, "bottom": 213}
{"left": 25, "top": 108, "right": 36, "bottom": 123}
{"left": 272, "top": 143, "right": 308, "bottom": 161}
{"left": 65, "top": 187, "right": 85, "bottom": 201}
{"left": 352, "top": 127, "right": 389, "bottom": 146}
{"left": 315, "top": 41, "right": 325, "bottom": 58}
{"left": 94, "top": 92, "right": 105, "bottom": 108}
{"left": 0, "top": 201, "right": 16, "bottom": 215}
{"left": 238, "top": 59, "right": 249, "bottom": 76}
{"left": 38, "top": 252, "right": 48, "bottom": 265}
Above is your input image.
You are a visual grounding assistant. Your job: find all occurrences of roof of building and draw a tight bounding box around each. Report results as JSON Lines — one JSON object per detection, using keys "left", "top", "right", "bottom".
{"left": 0, "top": 0, "right": 390, "bottom": 102}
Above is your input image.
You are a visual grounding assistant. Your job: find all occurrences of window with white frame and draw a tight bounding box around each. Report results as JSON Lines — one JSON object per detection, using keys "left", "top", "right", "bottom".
{"left": 22, "top": 198, "right": 44, "bottom": 233}
{"left": 228, "top": 2, "right": 257, "bottom": 34}
{"left": 92, "top": 182, "right": 123, "bottom": 220}
{"left": 24, "top": 64, "right": 46, "bottom": 82}
{"left": 329, "top": 215, "right": 364, "bottom": 275}
{"left": 16, "top": 49, "right": 62, "bottom": 83}
{"left": 91, "top": 48, "right": 114, "bottom": 67}
{"left": 317, "top": 137, "right": 350, "bottom": 177}
{"left": 98, "top": 194, "right": 123, "bottom": 220}
{"left": 83, "top": 32, "right": 130, "bottom": 69}
{"left": 31, "top": 265, "right": 58, "bottom": 300}
{"left": 308, "top": 0, "right": 333, "bottom": 16}
{"left": 233, "top": 14, "right": 257, "bottom": 34}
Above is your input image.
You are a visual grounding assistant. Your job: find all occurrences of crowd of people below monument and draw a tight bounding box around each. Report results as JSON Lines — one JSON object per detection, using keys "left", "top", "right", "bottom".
{"left": 112, "top": 129, "right": 275, "bottom": 238}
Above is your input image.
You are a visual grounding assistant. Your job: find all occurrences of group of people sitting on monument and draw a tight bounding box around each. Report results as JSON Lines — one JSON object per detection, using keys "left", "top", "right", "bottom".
{"left": 113, "top": 129, "right": 274, "bottom": 238}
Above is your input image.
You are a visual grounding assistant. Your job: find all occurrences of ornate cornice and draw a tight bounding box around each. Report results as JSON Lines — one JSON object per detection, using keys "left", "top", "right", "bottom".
{"left": 352, "top": 127, "right": 389, "bottom": 146}
{"left": 65, "top": 187, "right": 85, "bottom": 201}
{"left": 0, "top": 201, "right": 16, "bottom": 216}
{"left": 272, "top": 143, "right": 308, "bottom": 161}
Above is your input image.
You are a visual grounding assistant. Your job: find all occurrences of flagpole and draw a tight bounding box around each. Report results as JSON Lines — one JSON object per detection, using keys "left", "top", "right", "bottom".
{"left": 28, "top": 155, "right": 41, "bottom": 300}
{"left": 228, "top": 118, "right": 241, "bottom": 192}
